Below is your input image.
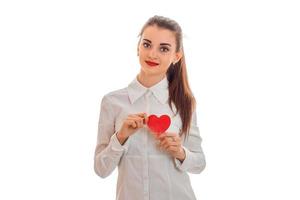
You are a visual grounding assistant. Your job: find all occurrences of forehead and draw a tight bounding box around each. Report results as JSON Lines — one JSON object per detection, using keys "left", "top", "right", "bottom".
{"left": 141, "top": 25, "right": 176, "bottom": 45}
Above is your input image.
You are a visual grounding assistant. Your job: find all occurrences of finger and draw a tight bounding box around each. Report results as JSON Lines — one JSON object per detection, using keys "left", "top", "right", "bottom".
{"left": 127, "top": 116, "right": 143, "bottom": 122}
{"left": 164, "top": 132, "right": 178, "bottom": 137}
{"left": 166, "top": 146, "right": 178, "bottom": 153}
{"left": 162, "top": 143, "right": 173, "bottom": 152}
{"left": 128, "top": 117, "right": 144, "bottom": 128}
{"left": 168, "top": 136, "right": 176, "bottom": 142}
{"left": 131, "top": 120, "right": 138, "bottom": 128}
{"left": 158, "top": 135, "right": 177, "bottom": 142}
{"left": 172, "top": 137, "right": 182, "bottom": 144}
{"left": 136, "top": 113, "right": 148, "bottom": 124}
{"left": 158, "top": 133, "right": 167, "bottom": 140}
{"left": 154, "top": 133, "right": 161, "bottom": 139}
{"left": 160, "top": 137, "right": 175, "bottom": 145}
{"left": 135, "top": 116, "right": 145, "bottom": 125}
{"left": 129, "top": 117, "right": 142, "bottom": 127}
{"left": 135, "top": 112, "right": 147, "bottom": 119}
{"left": 137, "top": 119, "right": 144, "bottom": 128}
{"left": 160, "top": 138, "right": 168, "bottom": 147}
{"left": 161, "top": 140, "right": 177, "bottom": 150}
{"left": 144, "top": 115, "right": 148, "bottom": 124}
{"left": 176, "top": 141, "right": 182, "bottom": 148}
{"left": 167, "top": 134, "right": 181, "bottom": 143}
{"left": 128, "top": 114, "right": 144, "bottom": 123}
{"left": 166, "top": 144, "right": 181, "bottom": 152}
{"left": 127, "top": 116, "right": 138, "bottom": 121}
{"left": 126, "top": 119, "right": 137, "bottom": 128}
{"left": 135, "top": 117, "right": 144, "bottom": 128}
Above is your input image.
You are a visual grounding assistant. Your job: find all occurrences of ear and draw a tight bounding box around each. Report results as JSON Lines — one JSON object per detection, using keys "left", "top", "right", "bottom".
{"left": 137, "top": 39, "right": 141, "bottom": 56}
{"left": 173, "top": 51, "right": 183, "bottom": 64}
{"left": 137, "top": 42, "right": 140, "bottom": 56}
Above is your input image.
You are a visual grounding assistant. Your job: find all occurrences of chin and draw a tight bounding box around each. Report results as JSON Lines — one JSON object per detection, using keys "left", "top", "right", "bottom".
{"left": 141, "top": 67, "right": 166, "bottom": 77}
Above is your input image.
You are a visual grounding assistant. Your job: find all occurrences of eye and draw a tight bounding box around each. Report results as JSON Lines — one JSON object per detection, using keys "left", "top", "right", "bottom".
{"left": 160, "top": 47, "right": 169, "bottom": 52}
{"left": 143, "top": 42, "right": 150, "bottom": 48}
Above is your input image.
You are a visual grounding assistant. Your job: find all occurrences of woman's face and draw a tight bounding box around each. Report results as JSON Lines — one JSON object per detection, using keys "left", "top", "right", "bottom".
{"left": 138, "top": 25, "right": 182, "bottom": 77}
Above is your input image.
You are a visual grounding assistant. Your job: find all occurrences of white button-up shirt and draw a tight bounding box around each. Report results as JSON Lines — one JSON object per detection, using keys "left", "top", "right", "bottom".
{"left": 94, "top": 75, "right": 206, "bottom": 200}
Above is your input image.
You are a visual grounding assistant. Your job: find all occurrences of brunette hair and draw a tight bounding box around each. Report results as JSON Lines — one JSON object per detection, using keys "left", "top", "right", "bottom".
{"left": 138, "top": 15, "right": 196, "bottom": 137}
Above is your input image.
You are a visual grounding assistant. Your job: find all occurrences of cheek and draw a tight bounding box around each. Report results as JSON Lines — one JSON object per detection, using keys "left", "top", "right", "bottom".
{"left": 161, "top": 59, "right": 172, "bottom": 69}
{"left": 160, "top": 64, "right": 170, "bottom": 71}
{"left": 138, "top": 49, "right": 147, "bottom": 60}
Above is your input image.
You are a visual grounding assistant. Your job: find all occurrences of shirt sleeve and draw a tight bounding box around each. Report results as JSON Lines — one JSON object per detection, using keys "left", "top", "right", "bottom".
{"left": 174, "top": 110, "right": 206, "bottom": 174}
{"left": 94, "top": 95, "right": 129, "bottom": 178}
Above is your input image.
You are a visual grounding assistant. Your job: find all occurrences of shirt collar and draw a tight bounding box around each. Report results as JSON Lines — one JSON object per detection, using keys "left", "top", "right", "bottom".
{"left": 127, "top": 75, "right": 169, "bottom": 104}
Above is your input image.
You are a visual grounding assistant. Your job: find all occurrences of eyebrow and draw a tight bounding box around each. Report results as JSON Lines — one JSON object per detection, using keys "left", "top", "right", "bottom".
{"left": 143, "top": 39, "right": 172, "bottom": 47}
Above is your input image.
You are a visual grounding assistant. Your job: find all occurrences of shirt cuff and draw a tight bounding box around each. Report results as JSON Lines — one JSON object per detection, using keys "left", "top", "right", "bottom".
{"left": 174, "top": 146, "right": 190, "bottom": 172}
{"left": 110, "top": 132, "right": 130, "bottom": 153}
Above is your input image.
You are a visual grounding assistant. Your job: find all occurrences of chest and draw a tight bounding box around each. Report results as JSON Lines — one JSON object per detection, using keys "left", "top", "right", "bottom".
{"left": 114, "top": 95, "right": 182, "bottom": 156}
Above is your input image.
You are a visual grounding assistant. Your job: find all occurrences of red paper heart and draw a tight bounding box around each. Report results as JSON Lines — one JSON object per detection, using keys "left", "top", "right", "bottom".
{"left": 147, "top": 114, "right": 171, "bottom": 134}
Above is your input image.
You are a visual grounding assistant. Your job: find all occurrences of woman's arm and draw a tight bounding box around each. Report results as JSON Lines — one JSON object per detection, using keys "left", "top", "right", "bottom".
{"left": 94, "top": 95, "right": 129, "bottom": 178}
{"left": 174, "top": 110, "right": 206, "bottom": 174}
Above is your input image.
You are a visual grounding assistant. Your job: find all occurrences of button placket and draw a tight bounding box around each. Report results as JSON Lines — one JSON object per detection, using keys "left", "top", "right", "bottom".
{"left": 143, "top": 90, "right": 151, "bottom": 200}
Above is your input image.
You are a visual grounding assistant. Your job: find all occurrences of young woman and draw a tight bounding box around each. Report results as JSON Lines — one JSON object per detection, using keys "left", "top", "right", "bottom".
{"left": 94, "top": 15, "right": 206, "bottom": 200}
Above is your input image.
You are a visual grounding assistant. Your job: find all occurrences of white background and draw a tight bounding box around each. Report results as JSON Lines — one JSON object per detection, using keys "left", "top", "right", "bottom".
{"left": 0, "top": 0, "right": 299, "bottom": 199}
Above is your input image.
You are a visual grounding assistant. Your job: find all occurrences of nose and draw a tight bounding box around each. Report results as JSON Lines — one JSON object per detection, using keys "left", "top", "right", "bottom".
{"left": 148, "top": 48, "right": 158, "bottom": 59}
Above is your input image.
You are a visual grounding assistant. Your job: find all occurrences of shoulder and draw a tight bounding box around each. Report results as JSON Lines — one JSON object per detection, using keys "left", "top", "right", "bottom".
{"left": 102, "top": 87, "right": 128, "bottom": 101}
{"left": 100, "top": 87, "right": 130, "bottom": 109}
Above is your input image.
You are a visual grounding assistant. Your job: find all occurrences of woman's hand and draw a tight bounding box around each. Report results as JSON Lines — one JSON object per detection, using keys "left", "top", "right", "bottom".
{"left": 117, "top": 112, "right": 147, "bottom": 145}
{"left": 155, "top": 132, "right": 186, "bottom": 162}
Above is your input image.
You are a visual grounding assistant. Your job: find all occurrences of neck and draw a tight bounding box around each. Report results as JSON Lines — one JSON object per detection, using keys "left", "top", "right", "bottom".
{"left": 137, "top": 71, "right": 166, "bottom": 88}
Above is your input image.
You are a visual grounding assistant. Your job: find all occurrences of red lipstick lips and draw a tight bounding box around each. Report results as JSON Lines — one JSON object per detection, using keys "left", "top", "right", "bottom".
{"left": 145, "top": 60, "right": 159, "bottom": 67}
